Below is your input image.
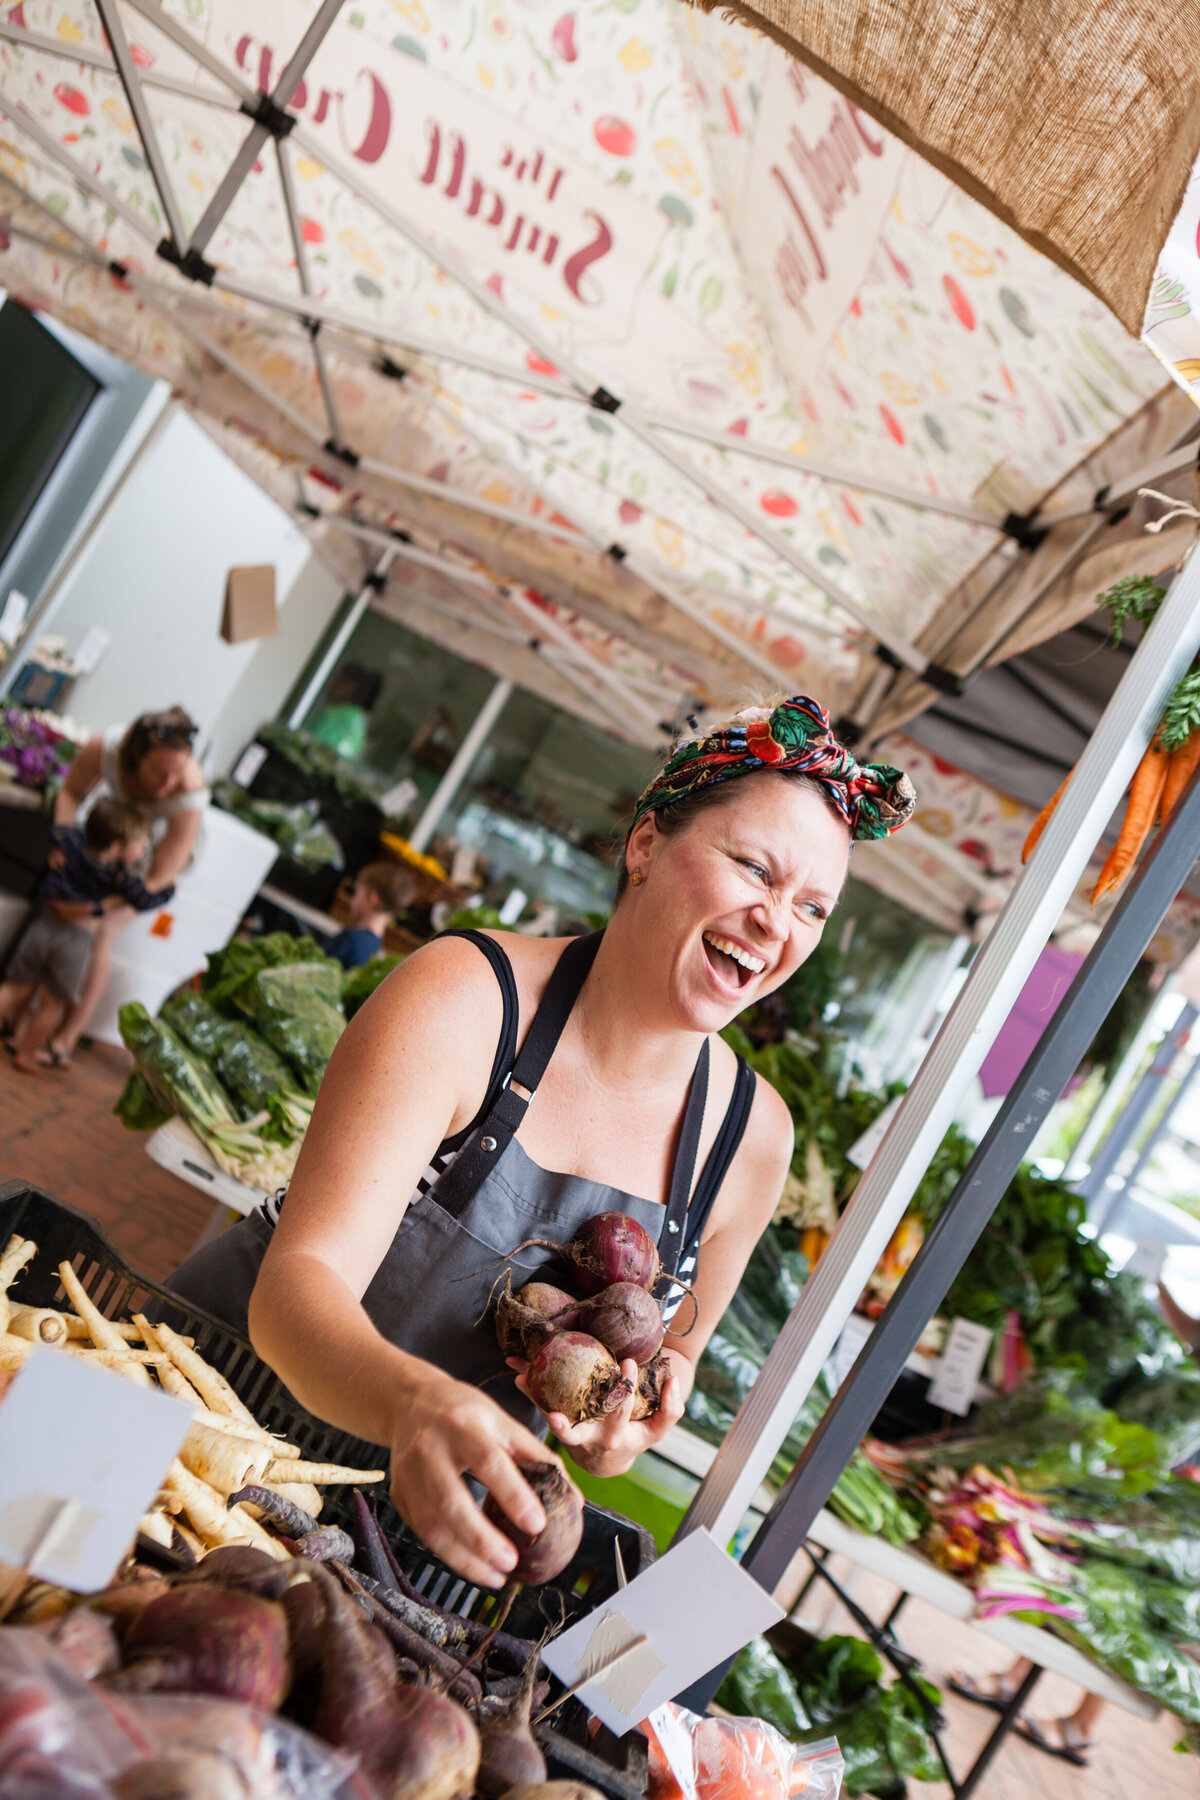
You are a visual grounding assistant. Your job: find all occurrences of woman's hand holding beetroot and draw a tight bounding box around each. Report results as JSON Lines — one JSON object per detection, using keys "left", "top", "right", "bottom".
{"left": 386, "top": 1366, "right": 561, "bottom": 1590}
{"left": 508, "top": 1348, "right": 687, "bottom": 1476}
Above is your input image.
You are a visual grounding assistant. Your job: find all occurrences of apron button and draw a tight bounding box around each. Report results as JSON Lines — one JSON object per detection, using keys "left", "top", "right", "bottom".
{"left": 481, "top": 1135, "right": 498, "bottom": 1152}
{"left": 668, "top": 1220, "right": 680, "bottom": 1233}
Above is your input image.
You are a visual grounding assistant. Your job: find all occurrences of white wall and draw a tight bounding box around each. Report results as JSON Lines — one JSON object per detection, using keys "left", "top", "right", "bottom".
{"left": 41, "top": 406, "right": 344, "bottom": 773}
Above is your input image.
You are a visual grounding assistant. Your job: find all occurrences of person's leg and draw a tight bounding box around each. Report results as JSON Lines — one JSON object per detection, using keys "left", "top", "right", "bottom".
{"left": 51, "top": 910, "right": 128, "bottom": 1056}
{"left": 12, "top": 994, "right": 64, "bottom": 1075}
{"left": 948, "top": 1656, "right": 1031, "bottom": 1709}
{"left": 0, "top": 980, "right": 34, "bottom": 1030}
{"left": 1017, "top": 1692, "right": 1102, "bottom": 1764}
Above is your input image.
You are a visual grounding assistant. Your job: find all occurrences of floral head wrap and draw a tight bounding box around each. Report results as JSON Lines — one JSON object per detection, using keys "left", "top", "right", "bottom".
{"left": 628, "top": 694, "right": 915, "bottom": 843}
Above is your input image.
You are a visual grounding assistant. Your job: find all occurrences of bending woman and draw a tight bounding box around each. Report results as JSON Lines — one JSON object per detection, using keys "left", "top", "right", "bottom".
{"left": 168, "top": 695, "right": 914, "bottom": 1585}
{"left": 52, "top": 707, "right": 208, "bottom": 1059}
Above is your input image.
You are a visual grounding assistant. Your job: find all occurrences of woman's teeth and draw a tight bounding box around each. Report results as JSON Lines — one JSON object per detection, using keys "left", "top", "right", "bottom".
{"left": 703, "top": 931, "right": 766, "bottom": 975}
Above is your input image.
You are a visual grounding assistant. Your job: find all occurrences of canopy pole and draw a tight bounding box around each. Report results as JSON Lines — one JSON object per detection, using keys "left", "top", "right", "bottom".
{"left": 1080, "top": 1000, "right": 1198, "bottom": 1216}
{"left": 674, "top": 717, "right": 1200, "bottom": 1710}
{"left": 91, "top": 0, "right": 189, "bottom": 256}
{"left": 673, "top": 542, "right": 1200, "bottom": 1556}
{"left": 286, "top": 549, "right": 395, "bottom": 729}
{"left": 275, "top": 138, "right": 348, "bottom": 457}
{"left": 408, "top": 679, "right": 514, "bottom": 853}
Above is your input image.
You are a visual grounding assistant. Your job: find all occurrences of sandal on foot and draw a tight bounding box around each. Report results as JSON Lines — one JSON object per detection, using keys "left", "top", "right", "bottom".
{"left": 1014, "top": 1718, "right": 1092, "bottom": 1767}
{"left": 947, "top": 1672, "right": 1019, "bottom": 1714}
{"left": 34, "top": 1047, "right": 72, "bottom": 1072}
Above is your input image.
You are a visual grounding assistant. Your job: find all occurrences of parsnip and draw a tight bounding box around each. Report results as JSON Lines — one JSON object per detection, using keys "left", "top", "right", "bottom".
{"left": 0, "top": 1236, "right": 36, "bottom": 1335}
{"left": 181, "top": 1422, "right": 271, "bottom": 1495}
{"left": 151, "top": 1320, "right": 256, "bottom": 1424}
{"left": 138, "top": 1509, "right": 174, "bottom": 1549}
{"left": 63, "top": 1347, "right": 172, "bottom": 1371}
{"left": 265, "top": 1459, "right": 385, "bottom": 1485}
{"left": 164, "top": 1461, "right": 287, "bottom": 1559}
{"left": 7, "top": 1304, "right": 69, "bottom": 1345}
{"left": 56, "top": 1263, "right": 149, "bottom": 1384}
{"left": 0, "top": 1337, "right": 30, "bottom": 1372}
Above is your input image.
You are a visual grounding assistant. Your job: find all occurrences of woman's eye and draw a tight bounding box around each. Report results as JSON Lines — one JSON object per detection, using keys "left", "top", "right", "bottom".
{"left": 801, "top": 900, "right": 827, "bottom": 923}
{"left": 738, "top": 859, "right": 768, "bottom": 881}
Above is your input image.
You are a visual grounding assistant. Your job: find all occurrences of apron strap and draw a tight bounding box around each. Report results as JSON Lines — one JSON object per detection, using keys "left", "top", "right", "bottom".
{"left": 435, "top": 929, "right": 520, "bottom": 1154}
{"left": 656, "top": 1038, "right": 709, "bottom": 1283}
{"left": 432, "top": 932, "right": 604, "bottom": 1221}
{"left": 680, "top": 1054, "right": 756, "bottom": 1266}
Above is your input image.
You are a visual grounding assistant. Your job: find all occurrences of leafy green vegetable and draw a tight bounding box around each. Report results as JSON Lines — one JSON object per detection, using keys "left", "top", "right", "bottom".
{"left": 342, "top": 953, "right": 403, "bottom": 1018}
{"left": 113, "top": 1069, "right": 172, "bottom": 1132}
{"left": 161, "top": 989, "right": 242, "bottom": 1061}
{"left": 256, "top": 721, "right": 387, "bottom": 807}
{"left": 201, "top": 932, "right": 337, "bottom": 1010}
{"left": 242, "top": 965, "right": 345, "bottom": 1095}
{"left": 213, "top": 780, "right": 344, "bottom": 869}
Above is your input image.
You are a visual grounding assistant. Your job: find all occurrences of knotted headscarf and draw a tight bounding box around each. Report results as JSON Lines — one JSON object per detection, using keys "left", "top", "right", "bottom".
{"left": 629, "top": 695, "right": 915, "bottom": 842}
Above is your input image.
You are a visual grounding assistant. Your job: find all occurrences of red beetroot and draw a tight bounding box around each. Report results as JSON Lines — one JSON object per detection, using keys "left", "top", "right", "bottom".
{"left": 509, "top": 1211, "right": 661, "bottom": 1297}
{"left": 630, "top": 1352, "right": 670, "bottom": 1422}
{"left": 526, "top": 1331, "right": 634, "bottom": 1423}
{"left": 482, "top": 1462, "right": 584, "bottom": 1585}
{"left": 495, "top": 1274, "right": 580, "bottom": 1360}
{"left": 114, "top": 1585, "right": 290, "bottom": 1709}
{"left": 577, "top": 1281, "right": 664, "bottom": 1364}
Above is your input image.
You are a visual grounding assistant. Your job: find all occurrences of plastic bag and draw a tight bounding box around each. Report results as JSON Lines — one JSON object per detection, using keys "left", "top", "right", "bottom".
{"left": 645, "top": 1700, "right": 845, "bottom": 1800}
{"left": 0, "top": 1628, "right": 353, "bottom": 1798}
{"left": 241, "top": 965, "right": 346, "bottom": 1096}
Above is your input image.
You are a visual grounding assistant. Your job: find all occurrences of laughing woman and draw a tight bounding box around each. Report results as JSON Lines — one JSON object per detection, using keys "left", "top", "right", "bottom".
{"left": 168, "top": 695, "right": 914, "bottom": 1585}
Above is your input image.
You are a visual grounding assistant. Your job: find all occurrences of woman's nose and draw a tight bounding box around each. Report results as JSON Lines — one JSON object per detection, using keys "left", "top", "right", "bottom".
{"left": 750, "top": 894, "right": 790, "bottom": 941}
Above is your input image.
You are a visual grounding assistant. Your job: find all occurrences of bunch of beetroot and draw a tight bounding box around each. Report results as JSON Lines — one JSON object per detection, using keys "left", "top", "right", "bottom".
{"left": 496, "top": 1212, "right": 691, "bottom": 1426}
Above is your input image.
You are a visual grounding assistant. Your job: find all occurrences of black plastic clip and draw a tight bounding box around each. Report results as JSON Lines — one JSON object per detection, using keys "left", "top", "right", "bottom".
{"left": 606, "top": 543, "right": 628, "bottom": 563}
{"left": 156, "top": 238, "right": 216, "bottom": 286}
{"left": 921, "top": 662, "right": 967, "bottom": 697}
{"left": 324, "top": 439, "right": 360, "bottom": 469}
{"left": 376, "top": 356, "right": 409, "bottom": 383}
{"left": 1000, "top": 510, "right": 1049, "bottom": 552}
{"left": 239, "top": 91, "right": 297, "bottom": 139}
{"left": 302, "top": 315, "right": 321, "bottom": 339}
{"left": 590, "top": 386, "right": 622, "bottom": 414}
{"left": 1093, "top": 483, "right": 1111, "bottom": 510}
{"left": 107, "top": 259, "right": 131, "bottom": 281}
{"left": 295, "top": 500, "right": 320, "bottom": 520}
{"left": 364, "top": 569, "right": 387, "bottom": 592}
{"left": 391, "top": 526, "right": 414, "bottom": 545}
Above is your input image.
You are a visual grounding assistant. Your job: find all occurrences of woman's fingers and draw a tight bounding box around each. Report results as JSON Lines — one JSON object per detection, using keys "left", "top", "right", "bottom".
{"left": 470, "top": 1441, "right": 547, "bottom": 1538}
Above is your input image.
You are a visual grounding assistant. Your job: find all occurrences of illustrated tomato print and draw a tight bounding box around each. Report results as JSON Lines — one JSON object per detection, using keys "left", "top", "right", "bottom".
{"left": 526, "top": 351, "right": 561, "bottom": 377}
{"left": 618, "top": 499, "right": 642, "bottom": 524}
{"left": 943, "top": 273, "right": 975, "bottom": 330}
{"left": 879, "top": 403, "right": 905, "bottom": 445}
{"left": 54, "top": 83, "right": 89, "bottom": 115}
{"left": 301, "top": 218, "right": 323, "bottom": 244}
{"left": 761, "top": 490, "right": 797, "bottom": 518}
{"left": 594, "top": 115, "right": 635, "bottom": 156}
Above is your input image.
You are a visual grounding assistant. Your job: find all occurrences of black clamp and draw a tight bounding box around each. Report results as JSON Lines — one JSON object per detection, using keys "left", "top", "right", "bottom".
{"left": 873, "top": 645, "right": 966, "bottom": 697}
{"left": 1092, "top": 483, "right": 1111, "bottom": 510}
{"left": 390, "top": 526, "right": 414, "bottom": 545}
{"left": 156, "top": 237, "right": 216, "bottom": 286}
{"left": 324, "top": 439, "right": 360, "bottom": 469}
{"left": 376, "top": 356, "right": 409, "bottom": 383}
{"left": 295, "top": 501, "right": 320, "bottom": 520}
{"left": 363, "top": 569, "right": 388, "bottom": 592}
{"left": 1000, "top": 509, "right": 1049, "bottom": 552}
{"left": 606, "top": 543, "right": 628, "bottom": 563}
{"left": 108, "top": 259, "right": 131, "bottom": 282}
{"left": 302, "top": 315, "right": 321, "bottom": 339}
{"left": 590, "top": 385, "right": 622, "bottom": 414}
{"left": 239, "top": 91, "right": 297, "bottom": 139}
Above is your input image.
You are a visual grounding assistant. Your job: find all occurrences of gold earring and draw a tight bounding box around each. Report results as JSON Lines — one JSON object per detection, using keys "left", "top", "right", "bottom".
{"left": 629, "top": 868, "right": 644, "bottom": 887}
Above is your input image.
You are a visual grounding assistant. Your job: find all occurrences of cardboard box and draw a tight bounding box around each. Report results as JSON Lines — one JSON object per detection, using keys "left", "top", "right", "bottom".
{"left": 220, "top": 564, "right": 277, "bottom": 644}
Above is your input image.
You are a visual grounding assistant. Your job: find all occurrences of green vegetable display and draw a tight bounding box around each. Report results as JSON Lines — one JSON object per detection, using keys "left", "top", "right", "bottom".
{"left": 201, "top": 931, "right": 336, "bottom": 1010}
{"left": 241, "top": 964, "right": 346, "bottom": 1096}
{"left": 342, "top": 954, "right": 404, "bottom": 1018}
{"left": 716, "top": 1631, "right": 943, "bottom": 1798}
{"left": 212, "top": 780, "right": 345, "bottom": 870}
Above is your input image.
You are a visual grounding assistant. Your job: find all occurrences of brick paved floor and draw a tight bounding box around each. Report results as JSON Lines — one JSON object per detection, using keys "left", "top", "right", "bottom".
{"left": 0, "top": 1035, "right": 213, "bottom": 1280}
{"left": 1, "top": 1041, "right": 1196, "bottom": 1798}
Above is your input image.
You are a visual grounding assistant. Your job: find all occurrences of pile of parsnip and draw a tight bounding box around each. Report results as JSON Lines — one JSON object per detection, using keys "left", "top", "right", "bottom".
{"left": 0, "top": 1231, "right": 383, "bottom": 1564}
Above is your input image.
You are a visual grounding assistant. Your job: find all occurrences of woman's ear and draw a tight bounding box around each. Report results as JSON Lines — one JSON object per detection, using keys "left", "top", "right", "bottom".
{"left": 625, "top": 811, "right": 658, "bottom": 876}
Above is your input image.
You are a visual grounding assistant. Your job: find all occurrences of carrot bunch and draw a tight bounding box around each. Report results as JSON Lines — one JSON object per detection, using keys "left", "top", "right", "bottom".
{"left": 1020, "top": 573, "right": 1200, "bottom": 904}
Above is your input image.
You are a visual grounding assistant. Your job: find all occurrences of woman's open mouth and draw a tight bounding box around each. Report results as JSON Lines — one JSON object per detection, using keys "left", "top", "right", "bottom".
{"left": 702, "top": 930, "right": 766, "bottom": 991}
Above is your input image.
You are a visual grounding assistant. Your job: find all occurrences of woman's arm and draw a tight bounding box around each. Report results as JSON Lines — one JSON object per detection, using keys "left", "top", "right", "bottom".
{"left": 513, "top": 1072, "right": 794, "bottom": 1478}
{"left": 54, "top": 737, "right": 103, "bottom": 824}
{"left": 146, "top": 807, "right": 202, "bottom": 887}
{"left": 248, "top": 938, "right": 561, "bottom": 1587}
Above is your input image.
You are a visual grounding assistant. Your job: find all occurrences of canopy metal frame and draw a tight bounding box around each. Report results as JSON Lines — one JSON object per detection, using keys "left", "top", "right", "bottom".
{"left": 675, "top": 541, "right": 1200, "bottom": 1554}
{"left": 3, "top": 0, "right": 977, "bottom": 678}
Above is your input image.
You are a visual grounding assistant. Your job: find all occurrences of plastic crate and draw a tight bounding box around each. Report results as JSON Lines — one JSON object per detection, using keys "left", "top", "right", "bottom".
{"left": 0, "top": 1180, "right": 654, "bottom": 1798}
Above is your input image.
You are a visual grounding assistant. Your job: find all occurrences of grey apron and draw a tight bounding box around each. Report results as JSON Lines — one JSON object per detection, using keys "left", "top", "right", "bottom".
{"left": 167, "top": 930, "right": 756, "bottom": 1434}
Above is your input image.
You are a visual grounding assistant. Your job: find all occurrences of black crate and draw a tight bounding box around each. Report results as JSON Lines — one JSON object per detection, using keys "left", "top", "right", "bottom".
{"left": 0, "top": 1180, "right": 653, "bottom": 1799}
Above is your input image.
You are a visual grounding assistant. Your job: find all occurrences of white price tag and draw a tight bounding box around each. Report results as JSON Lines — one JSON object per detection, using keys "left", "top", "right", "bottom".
{"left": 0, "top": 590, "right": 29, "bottom": 647}
{"left": 1123, "top": 1236, "right": 1167, "bottom": 1283}
{"left": 498, "top": 887, "right": 527, "bottom": 925}
{"left": 833, "top": 1311, "right": 873, "bottom": 1388}
{"left": 73, "top": 626, "right": 111, "bottom": 675}
{"left": 232, "top": 742, "right": 268, "bottom": 788}
{"left": 0, "top": 1345, "right": 192, "bottom": 1593}
{"left": 380, "top": 777, "right": 419, "bottom": 817}
{"left": 927, "top": 1317, "right": 992, "bottom": 1416}
{"left": 648, "top": 1704, "right": 699, "bottom": 1800}
{"left": 846, "top": 1095, "right": 903, "bottom": 1170}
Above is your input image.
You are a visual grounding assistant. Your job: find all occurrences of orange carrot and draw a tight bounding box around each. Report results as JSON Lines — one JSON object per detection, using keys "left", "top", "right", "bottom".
{"left": 1160, "top": 729, "right": 1200, "bottom": 822}
{"left": 1022, "top": 771, "right": 1072, "bottom": 863}
{"left": 1091, "top": 737, "right": 1171, "bottom": 904}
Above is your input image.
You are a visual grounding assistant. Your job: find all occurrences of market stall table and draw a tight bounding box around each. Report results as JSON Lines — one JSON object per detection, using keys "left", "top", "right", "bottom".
{"left": 656, "top": 1424, "right": 1156, "bottom": 1799}
{"left": 144, "top": 1116, "right": 267, "bottom": 1250}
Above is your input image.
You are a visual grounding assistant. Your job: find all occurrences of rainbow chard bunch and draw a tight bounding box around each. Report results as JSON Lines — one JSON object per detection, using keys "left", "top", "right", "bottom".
{"left": 0, "top": 706, "right": 72, "bottom": 794}
{"left": 495, "top": 1212, "right": 694, "bottom": 1424}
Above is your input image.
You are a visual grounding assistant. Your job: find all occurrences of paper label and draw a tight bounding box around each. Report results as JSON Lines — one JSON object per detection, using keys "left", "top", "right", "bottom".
{"left": 73, "top": 626, "right": 111, "bottom": 675}
{"left": 232, "top": 742, "right": 269, "bottom": 788}
{"left": 833, "top": 1311, "right": 873, "bottom": 1388}
{"left": 846, "top": 1094, "right": 903, "bottom": 1170}
{"left": 0, "top": 1345, "right": 192, "bottom": 1592}
{"left": 0, "top": 590, "right": 29, "bottom": 647}
{"left": 498, "top": 887, "right": 527, "bottom": 925}
{"left": 1123, "top": 1236, "right": 1167, "bottom": 1283}
{"left": 927, "top": 1317, "right": 992, "bottom": 1416}
{"left": 648, "top": 1704, "right": 700, "bottom": 1800}
{"left": 540, "top": 1527, "right": 783, "bottom": 1737}
{"left": 380, "top": 778, "right": 419, "bottom": 818}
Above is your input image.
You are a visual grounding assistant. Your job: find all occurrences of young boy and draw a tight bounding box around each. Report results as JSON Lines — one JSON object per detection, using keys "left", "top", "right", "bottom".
{"left": 0, "top": 798, "right": 174, "bottom": 1073}
{"left": 323, "top": 859, "right": 416, "bottom": 970}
